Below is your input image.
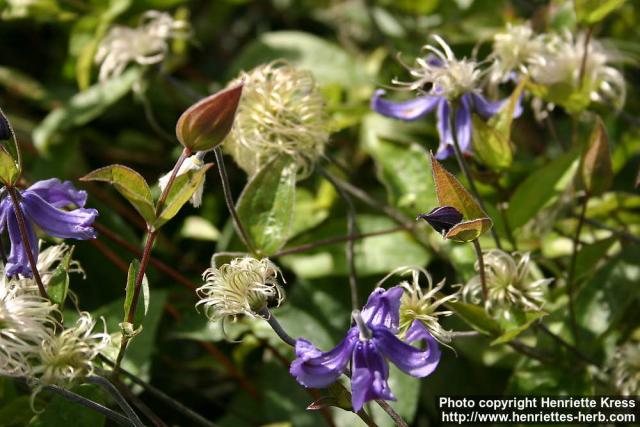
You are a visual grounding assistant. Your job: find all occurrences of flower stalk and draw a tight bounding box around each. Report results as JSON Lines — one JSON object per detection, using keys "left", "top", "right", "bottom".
{"left": 471, "top": 239, "right": 488, "bottom": 304}
{"left": 6, "top": 187, "right": 47, "bottom": 299}
{"left": 113, "top": 147, "right": 191, "bottom": 374}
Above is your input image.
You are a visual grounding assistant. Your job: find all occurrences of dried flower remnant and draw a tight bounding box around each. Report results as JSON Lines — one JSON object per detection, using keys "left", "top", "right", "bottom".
{"left": 33, "top": 312, "right": 109, "bottom": 387}
{"left": 290, "top": 286, "right": 440, "bottom": 411}
{"left": 196, "top": 257, "right": 285, "bottom": 321}
{"left": 159, "top": 153, "right": 206, "bottom": 207}
{"left": 95, "top": 10, "right": 191, "bottom": 82}
{"left": 462, "top": 249, "right": 552, "bottom": 316}
{"left": 0, "top": 179, "right": 97, "bottom": 277}
{"left": 224, "top": 61, "right": 330, "bottom": 177}
{"left": 488, "top": 23, "right": 546, "bottom": 84}
{"left": 372, "top": 36, "right": 522, "bottom": 159}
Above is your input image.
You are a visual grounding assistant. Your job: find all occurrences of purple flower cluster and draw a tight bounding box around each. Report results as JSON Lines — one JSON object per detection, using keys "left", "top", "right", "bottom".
{"left": 0, "top": 179, "right": 97, "bottom": 277}
{"left": 290, "top": 286, "right": 440, "bottom": 411}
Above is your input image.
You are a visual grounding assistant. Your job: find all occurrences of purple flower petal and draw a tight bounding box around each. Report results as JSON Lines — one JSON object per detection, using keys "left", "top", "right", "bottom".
{"left": 360, "top": 286, "right": 404, "bottom": 330}
{"left": 373, "top": 321, "right": 440, "bottom": 378}
{"left": 27, "top": 178, "right": 88, "bottom": 208}
{"left": 21, "top": 192, "right": 97, "bottom": 240}
{"left": 469, "top": 92, "right": 523, "bottom": 120}
{"left": 456, "top": 95, "right": 472, "bottom": 153}
{"left": 371, "top": 90, "right": 441, "bottom": 122}
{"left": 5, "top": 211, "right": 39, "bottom": 277}
{"left": 351, "top": 340, "right": 395, "bottom": 412}
{"left": 435, "top": 100, "right": 454, "bottom": 160}
{"left": 290, "top": 328, "right": 358, "bottom": 388}
{"left": 417, "top": 206, "right": 463, "bottom": 234}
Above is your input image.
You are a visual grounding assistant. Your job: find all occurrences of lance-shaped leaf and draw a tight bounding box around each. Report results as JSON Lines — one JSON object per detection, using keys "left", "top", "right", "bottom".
{"left": 579, "top": 118, "right": 612, "bottom": 196}
{"left": 81, "top": 164, "right": 156, "bottom": 224}
{"left": 575, "top": 0, "right": 626, "bottom": 24}
{"left": 122, "top": 259, "right": 150, "bottom": 338}
{"left": 472, "top": 79, "right": 525, "bottom": 171}
{"left": 0, "top": 147, "right": 20, "bottom": 186}
{"left": 176, "top": 83, "right": 243, "bottom": 151}
{"left": 237, "top": 156, "right": 297, "bottom": 256}
{"left": 429, "top": 153, "right": 492, "bottom": 241}
{"left": 47, "top": 247, "right": 75, "bottom": 306}
{"left": 154, "top": 163, "right": 213, "bottom": 229}
{"left": 430, "top": 152, "right": 486, "bottom": 220}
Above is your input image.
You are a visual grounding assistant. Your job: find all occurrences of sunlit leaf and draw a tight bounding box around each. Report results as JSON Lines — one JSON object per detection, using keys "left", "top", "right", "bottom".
{"left": 81, "top": 164, "right": 156, "bottom": 224}
{"left": 47, "top": 247, "right": 74, "bottom": 306}
{"left": 575, "top": 0, "right": 626, "bottom": 24}
{"left": 444, "top": 217, "right": 493, "bottom": 242}
{"left": 236, "top": 156, "right": 297, "bottom": 256}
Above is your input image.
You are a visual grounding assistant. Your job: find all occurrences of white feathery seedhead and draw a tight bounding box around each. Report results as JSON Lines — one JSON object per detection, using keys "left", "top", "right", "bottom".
{"left": 224, "top": 61, "right": 330, "bottom": 177}
{"left": 529, "top": 31, "right": 626, "bottom": 109}
{"left": 379, "top": 266, "right": 459, "bottom": 344}
{"left": 0, "top": 282, "right": 58, "bottom": 377}
{"left": 33, "top": 312, "right": 110, "bottom": 386}
{"left": 196, "top": 257, "right": 285, "bottom": 321}
{"left": 393, "top": 35, "right": 481, "bottom": 100}
{"left": 95, "top": 10, "right": 191, "bottom": 82}
{"left": 489, "top": 23, "right": 546, "bottom": 84}
{"left": 463, "top": 250, "right": 552, "bottom": 317}
{"left": 610, "top": 341, "right": 640, "bottom": 396}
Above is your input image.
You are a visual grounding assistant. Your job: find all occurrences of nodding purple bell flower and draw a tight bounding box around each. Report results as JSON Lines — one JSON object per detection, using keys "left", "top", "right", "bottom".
{"left": 290, "top": 286, "right": 440, "bottom": 412}
{"left": 371, "top": 89, "right": 523, "bottom": 160}
{"left": 0, "top": 179, "right": 98, "bottom": 277}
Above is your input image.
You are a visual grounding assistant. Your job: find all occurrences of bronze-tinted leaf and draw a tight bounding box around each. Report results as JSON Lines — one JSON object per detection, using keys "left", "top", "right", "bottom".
{"left": 444, "top": 217, "right": 493, "bottom": 242}
{"left": 579, "top": 117, "right": 612, "bottom": 196}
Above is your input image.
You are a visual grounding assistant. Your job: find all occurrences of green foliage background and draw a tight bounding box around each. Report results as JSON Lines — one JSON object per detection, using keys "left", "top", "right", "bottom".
{"left": 1, "top": 0, "right": 639, "bottom": 425}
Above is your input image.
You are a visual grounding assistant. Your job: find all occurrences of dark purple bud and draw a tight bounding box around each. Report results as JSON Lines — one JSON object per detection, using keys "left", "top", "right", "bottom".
{"left": 0, "top": 109, "right": 12, "bottom": 141}
{"left": 417, "top": 206, "right": 463, "bottom": 234}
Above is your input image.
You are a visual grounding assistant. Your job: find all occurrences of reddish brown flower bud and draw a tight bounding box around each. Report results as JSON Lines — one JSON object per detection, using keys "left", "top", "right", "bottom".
{"left": 176, "top": 83, "right": 243, "bottom": 151}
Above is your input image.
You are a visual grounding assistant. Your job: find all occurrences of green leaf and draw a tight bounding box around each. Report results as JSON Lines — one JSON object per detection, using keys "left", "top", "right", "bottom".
{"left": 430, "top": 152, "right": 486, "bottom": 220}
{"left": 154, "top": 163, "right": 213, "bottom": 229}
{"left": 446, "top": 300, "right": 501, "bottom": 336}
{"left": 33, "top": 67, "right": 141, "bottom": 152}
{"left": 229, "top": 31, "right": 371, "bottom": 87}
{"left": 236, "top": 156, "right": 297, "bottom": 256}
{"left": 47, "top": 247, "right": 74, "bottom": 306}
{"left": 280, "top": 215, "right": 431, "bottom": 278}
{"left": 579, "top": 117, "right": 613, "bottom": 196}
{"left": 471, "top": 115, "right": 512, "bottom": 171}
{"left": 0, "top": 147, "right": 20, "bottom": 185}
{"left": 123, "top": 259, "right": 139, "bottom": 323}
{"left": 507, "top": 150, "right": 580, "bottom": 230}
{"left": 444, "top": 218, "right": 493, "bottom": 242}
{"left": 81, "top": 164, "right": 156, "bottom": 224}
{"left": 290, "top": 185, "right": 334, "bottom": 236}
{"left": 362, "top": 117, "right": 438, "bottom": 215}
{"left": 575, "top": 0, "right": 626, "bottom": 24}
{"left": 491, "top": 311, "right": 546, "bottom": 346}
{"left": 506, "top": 359, "right": 593, "bottom": 395}
{"left": 28, "top": 384, "right": 105, "bottom": 427}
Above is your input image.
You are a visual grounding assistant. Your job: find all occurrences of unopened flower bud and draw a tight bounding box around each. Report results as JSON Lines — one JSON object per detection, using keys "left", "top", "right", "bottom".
{"left": 176, "top": 84, "right": 243, "bottom": 152}
{"left": 196, "top": 257, "right": 285, "bottom": 321}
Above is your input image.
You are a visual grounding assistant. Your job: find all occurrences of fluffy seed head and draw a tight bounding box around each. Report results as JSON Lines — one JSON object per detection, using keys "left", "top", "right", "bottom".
{"left": 610, "top": 341, "right": 640, "bottom": 396}
{"left": 196, "top": 257, "right": 285, "bottom": 321}
{"left": 529, "top": 31, "right": 625, "bottom": 110}
{"left": 463, "top": 250, "right": 552, "bottom": 317}
{"left": 0, "top": 282, "right": 58, "bottom": 377}
{"left": 378, "top": 266, "right": 458, "bottom": 344}
{"left": 224, "top": 61, "right": 330, "bottom": 177}
{"left": 34, "top": 312, "right": 110, "bottom": 386}
{"left": 393, "top": 35, "right": 481, "bottom": 100}
{"left": 489, "top": 23, "right": 546, "bottom": 84}
{"left": 95, "top": 10, "right": 191, "bottom": 82}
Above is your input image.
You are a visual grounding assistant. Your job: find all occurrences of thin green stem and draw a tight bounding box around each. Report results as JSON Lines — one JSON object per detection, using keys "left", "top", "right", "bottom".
{"left": 447, "top": 103, "right": 502, "bottom": 249}
{"left": 213, "top": 146, "right": 257, "bottom": 255}
{"left": 6, "top": 187, "right": 48, "bottom": 299}
{"left": 471, "top": 239, "right": 488, "bottom": 304}
{"left": 567, "top": 194, "right": 589, "bottom": 343}
{"left": 113, "top": 148, "right": 191, "bottom": 375}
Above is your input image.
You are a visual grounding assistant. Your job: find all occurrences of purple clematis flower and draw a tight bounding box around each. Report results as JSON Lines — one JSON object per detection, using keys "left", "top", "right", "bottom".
{"left": 290, "top": 286, "right": 440, "bottom": 411}
{"left": 372, "top": 88, "right": 523, "bottom": 160}
{"left": 0, "top": 179, "right": 98, "bottom": 277}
